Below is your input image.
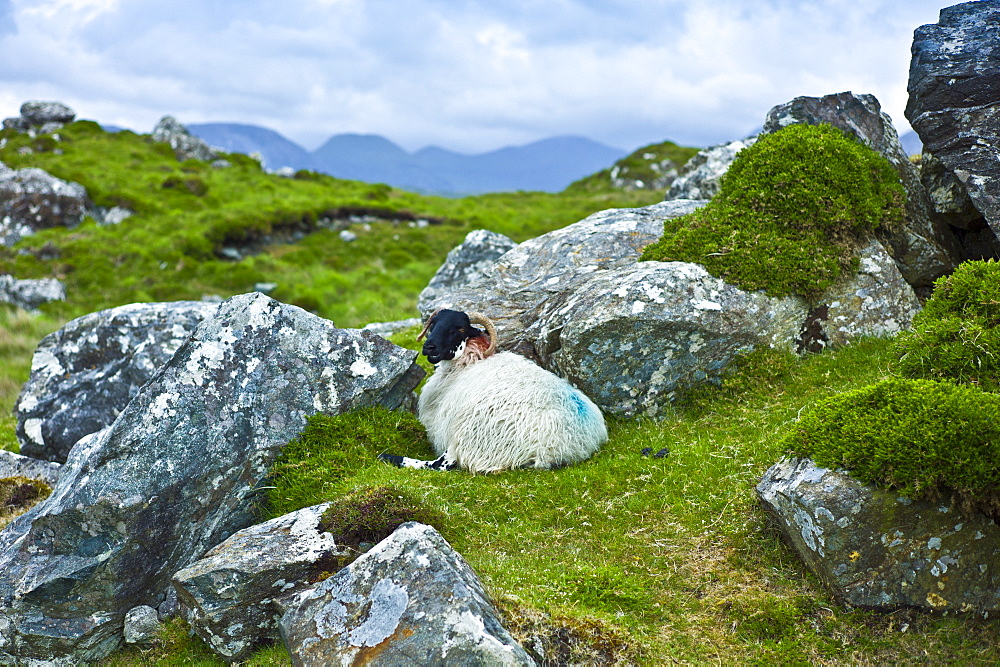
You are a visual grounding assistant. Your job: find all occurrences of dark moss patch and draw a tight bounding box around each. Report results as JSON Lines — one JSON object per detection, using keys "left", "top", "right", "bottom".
{"left": 640, "top": 123, "right": 905, "bottom": 298}
{"left": 893, "top": 259, "right": 1000, "bottom": 391}
{"left": 783, "top": 377, "right": 1000, "bottom": 516}
{"left": 319, "top": 485, "right": 445, "bottom": 552}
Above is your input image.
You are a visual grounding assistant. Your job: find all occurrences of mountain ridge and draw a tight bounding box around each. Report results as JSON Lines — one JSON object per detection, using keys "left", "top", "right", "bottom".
{"left": 188, "top": 122, "right": 627, "bottom": 196}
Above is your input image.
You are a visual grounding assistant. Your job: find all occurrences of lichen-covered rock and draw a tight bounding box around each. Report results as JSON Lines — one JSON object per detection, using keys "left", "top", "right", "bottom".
{"left": 2, "top": 101, "right": 75, "bottom": 135}
{"left": 0, "top": 167, "right": 92, "bottom": 245}
{"left": 0, "top": 293, "right": 424, "bottom": 663}
{"left": 0, "top": 274, "right": 65, "bottom": 310}
{"left": 906, "top": 1, "right": 1000, "bottom": 241}
{"left": 123, "top": 606, "right": 160, "bottom": 644}
{"left": 0, "top": 450, "right": 61, "bottom": 487}
{"left": 541, "top": 262, "right": 807, "bottom": 417}
{"left": 152, "top": 115, "right": 218, "bottom": 162}
{"left": 422, "top": 200, "right": 912, "bottom": 417}
{"left": 795, "top": 239, "right": 922, "bottom": 352}
{"left": 665, "top": 138, "right": 756, "bottom": 201}
{"left": 758, "top": 457, "right": 1000, "bottom": 611}
{"left": 763, "top": 91, "right": 962, "bottom": 287}
{"left": 277, "top": 522, "right": 533, "bottom": 665}
{"left": 16, "top": 301, "right": 219, "bottom": 463}
{"left": 417, "top": 229, "right": 516, "bottom": 313}
{"left": 173, "top": 503, "right": 347, "bottom": 662}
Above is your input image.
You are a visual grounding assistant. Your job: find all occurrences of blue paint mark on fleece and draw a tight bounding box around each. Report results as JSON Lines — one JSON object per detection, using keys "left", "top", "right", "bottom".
{"left": 569, "top": 390, "right": 593, "bottom": 420}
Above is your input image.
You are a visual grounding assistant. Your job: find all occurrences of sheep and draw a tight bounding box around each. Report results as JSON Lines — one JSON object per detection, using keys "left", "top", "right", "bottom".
{"left": 379, "top": 308, "right": 608, "bottom": 473}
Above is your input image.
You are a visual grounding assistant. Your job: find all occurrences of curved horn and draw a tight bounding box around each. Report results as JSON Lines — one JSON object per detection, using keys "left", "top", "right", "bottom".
{"left": 467, "top": 312, "right": 497, "bottom": 357}
{"left": 417, "top": 308, "right": 442, "bottom": 341}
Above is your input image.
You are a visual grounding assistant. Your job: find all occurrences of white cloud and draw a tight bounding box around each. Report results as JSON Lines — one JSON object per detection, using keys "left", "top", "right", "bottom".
{"left": 0, "top": 0, "right": 951, "bottom": 153}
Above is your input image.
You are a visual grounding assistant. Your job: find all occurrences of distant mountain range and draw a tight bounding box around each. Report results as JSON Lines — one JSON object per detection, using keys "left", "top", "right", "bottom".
{"left": 187, "top": 123, "right": 628, "bottom": 196}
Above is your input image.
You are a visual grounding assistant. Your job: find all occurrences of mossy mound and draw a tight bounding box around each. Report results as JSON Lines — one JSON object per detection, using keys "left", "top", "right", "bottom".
{"left": 893, "top": 259, "right": 1000, "bottom": 391}
{"left": 783, "top": 377, "right": 1000, "bottom": 514}
{"left": 319, "top": 485, "right": 445, "bottom": 551}
{"left": 267, "top": 406, "right": 434, "bottom": 517}
{"left": 640, "top": 123, "right": 906, "bottom": 298}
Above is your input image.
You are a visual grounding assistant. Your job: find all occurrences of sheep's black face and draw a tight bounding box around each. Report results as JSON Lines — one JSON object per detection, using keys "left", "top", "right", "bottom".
{"left": 421, "top": 309, "right": 475, "bottom": 364}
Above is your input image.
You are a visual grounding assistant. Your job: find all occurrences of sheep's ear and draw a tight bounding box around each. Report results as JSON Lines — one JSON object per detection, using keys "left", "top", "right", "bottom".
{"left": 417, "top": 308, "right": 442, "bottom": 341}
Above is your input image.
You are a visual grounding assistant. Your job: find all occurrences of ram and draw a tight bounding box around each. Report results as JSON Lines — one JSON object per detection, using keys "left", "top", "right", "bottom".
{"left": 380, "top": 309, "right": 607, "bottom": 473}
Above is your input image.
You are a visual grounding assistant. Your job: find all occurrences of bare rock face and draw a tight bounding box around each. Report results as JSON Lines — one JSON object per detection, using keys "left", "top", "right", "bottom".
{"left": 152, "top": 115, "right": 218, "bottom": 162}
{"left": 422, "top": 201, "right": 920, "bottom": 417}
{"left": 16, "top": 301, "right": 219, "bottom": 463}
{"left": 906, "top": 0, "right": 1000, "bottom": 241}
{"left": 665, "top": 138, "right": 756, "bottom": 201}
{"left": 417, "top": 229, "right": 516, "bottom": 313}
{"left": 758, "top": 457, "right": 1000, "bottom": 612}
{"left": 277, "top": 522, "right": 533, "bottom": 665}
{"left": 0, "top": 167, "right": 92, "bottom": 245}
{"left": 0, "top": 293, "right": 424, "bottom": 663}
{"left": 174, "top": 503, "right": 347, "bottom": 662}
{"left": 762, "top": 91, "right": 963, "bottom": 287}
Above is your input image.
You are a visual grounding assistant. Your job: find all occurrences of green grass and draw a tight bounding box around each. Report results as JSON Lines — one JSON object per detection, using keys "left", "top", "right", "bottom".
{"left": 252, "top": 335, "right": 1000, "bottom": 664}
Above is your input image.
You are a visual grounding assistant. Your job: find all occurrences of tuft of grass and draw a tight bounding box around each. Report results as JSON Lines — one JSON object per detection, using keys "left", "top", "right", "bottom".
{"left": 893, "top": 259, "right": 1000, "bottom": 390}
{"left": 0, "top": 475, "right": 52, "bottom": 530}
{"left": 318, "top": 485, "right": 446, "bottom": 553}
{"left": 640, "top": 124, "right": 906, "bottom": 298}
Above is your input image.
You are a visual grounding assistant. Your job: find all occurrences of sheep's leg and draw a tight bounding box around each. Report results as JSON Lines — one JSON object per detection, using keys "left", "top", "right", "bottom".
{"left": 377, "top": 453, "right": 460, "bottom": 471}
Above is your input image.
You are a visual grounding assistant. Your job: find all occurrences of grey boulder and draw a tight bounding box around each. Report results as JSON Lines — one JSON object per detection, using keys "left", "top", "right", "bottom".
{"left": 0, "top": 167, "right": 92, "bottom": 245}
{"left": 16, "top": 300, "right": 219, "bottom": 463}
{"left": 278, "top": 522, "right": 533, "bottom": 665}
{"left": 758, "top": 457, "right": 1000, "bottom": 611}
{"left": 174, "top": 502, "right": 347, "bottom": 662}
{"left": 906, "top": 0, "right": 1000, "bottom": 241}
{"left": 665, "top": 138, "right": 756, "bottom": 201}
{"left": 0, "top": 293, "right": 424, "bottom": 663}
{"left": 0, "top": 274, "right": 65, "bottom": 310}
{"left": 417, "top": 229, "right": 516, "bottom": 313}
{"left": 0, "top": 450, "right": 61, "bottom": 487}
{"left": 152, "top": 115, "right": 218, "bottom": 162}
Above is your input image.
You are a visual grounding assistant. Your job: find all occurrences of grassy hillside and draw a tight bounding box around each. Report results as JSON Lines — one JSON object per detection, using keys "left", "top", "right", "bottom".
{"left": 2, "top": 123, "right": 1000, "bottom": 664}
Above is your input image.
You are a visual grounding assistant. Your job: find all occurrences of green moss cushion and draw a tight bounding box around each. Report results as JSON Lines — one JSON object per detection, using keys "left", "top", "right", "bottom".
{"left": 783, "top": 377, "right": 1000, "bottom": 510}
{"left": 641, "top": 123, "right": 905, "bottom": 298}
{"left": 893, "top": 259, "right": 1000, "bottom": 391}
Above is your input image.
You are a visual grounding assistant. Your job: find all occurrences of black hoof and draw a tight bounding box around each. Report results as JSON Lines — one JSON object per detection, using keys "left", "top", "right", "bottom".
{"left": 378, "top": 453, "right": 405, "bottom": 467}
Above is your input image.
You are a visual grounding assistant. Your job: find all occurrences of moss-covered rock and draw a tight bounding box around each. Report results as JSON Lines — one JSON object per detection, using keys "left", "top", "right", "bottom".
{"left": 782, "top": 377, "right": 1000, "bottom": 515}
{"left": 893, "top": 259, "right": 1000, "bottom": 390}
{"left": 640, "top": 123, "right": 906, "bottom": 298}
{"left": 319, "top": 485, "right": 445, "bottom": 552}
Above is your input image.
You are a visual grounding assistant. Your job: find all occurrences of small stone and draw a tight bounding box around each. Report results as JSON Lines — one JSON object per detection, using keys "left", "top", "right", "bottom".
{"left": 123, "top": 605, "right": 160, "bottom": 644}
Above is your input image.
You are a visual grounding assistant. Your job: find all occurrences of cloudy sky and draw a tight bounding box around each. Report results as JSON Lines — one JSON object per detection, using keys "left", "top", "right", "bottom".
{"left": 0, "top": 0, "right": 954, "bottom": 154}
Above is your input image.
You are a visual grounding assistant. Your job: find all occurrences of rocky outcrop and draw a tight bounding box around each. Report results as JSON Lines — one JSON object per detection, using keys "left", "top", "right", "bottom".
{"left": 758, "top": 457, "right": 1000, "bottom": 612}
{"left": 152, "top": 116, "right": 218, "bottom": 162}
{"left": 0, "top": 293, "right": 424, "bottom": 663}
{"left": 762, "top": 91, "right": 963, "bottom": 287}
{"left": 16, "top": 301, "right": 219, "bottom": 463}
{"left": 666, "top": 138, "right": 756, "bottom": 200}
{"left": 2, "top": 100, "right": 76, "bottom": 135}
{"left": 0, "top": 450, "right": 61, "bottom": 487}
{"left": 417, "top": 229, "right": 516, "bottom": 313}
{"left": 906, "top": 0, "right": 1000, "bottom": 241}
{"left": 422, "top": 200, "right": 921, "bottom": 417}
{"left": 0, "top": 166, "right": 92, "bottom": 245}
{"left": 174, "top": 502, "right": 347, "bottom": 662}
{"left": 277, "top": 522, "right": 533, "bottom": 665}
{"left": 0, "top": 275, "right": 65, "bottom": 310}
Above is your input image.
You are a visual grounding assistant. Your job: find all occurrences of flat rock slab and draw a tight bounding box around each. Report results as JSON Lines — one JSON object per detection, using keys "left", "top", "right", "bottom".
{"left": 278, "top": 522, "right": 533, "bottom": 665}
{"left": 174, "top": 503, "right": 346, "bottom": 662}
{"left": 758, "top": 457, "right": 1000, "bottom": 611}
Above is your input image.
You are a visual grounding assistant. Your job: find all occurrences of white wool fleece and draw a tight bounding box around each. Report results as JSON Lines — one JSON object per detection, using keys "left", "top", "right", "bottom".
{"left": 418, "top": 351, "right": 607, "bottom": 474}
